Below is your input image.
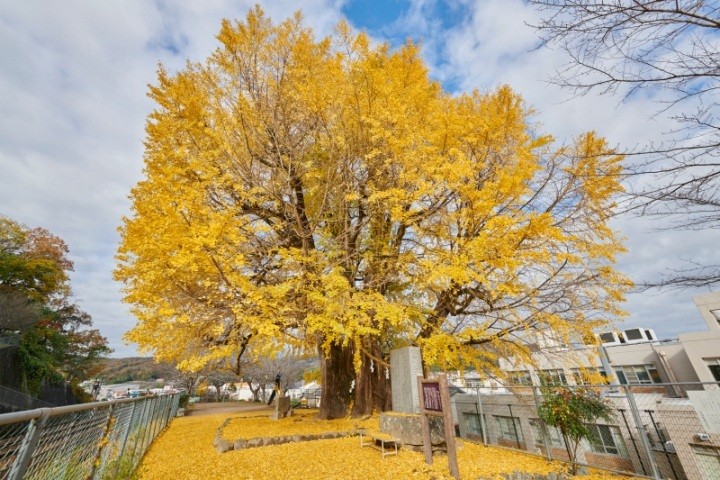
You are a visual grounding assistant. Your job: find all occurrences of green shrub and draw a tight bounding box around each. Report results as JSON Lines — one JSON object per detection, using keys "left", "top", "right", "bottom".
{"left": 537, "top": 386, "right": 612, "bottom": 474}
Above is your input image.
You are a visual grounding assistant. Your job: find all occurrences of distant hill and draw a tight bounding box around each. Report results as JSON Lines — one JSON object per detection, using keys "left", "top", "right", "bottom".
{"left": 95, "top": 357, "right": 180, "bottom": 384}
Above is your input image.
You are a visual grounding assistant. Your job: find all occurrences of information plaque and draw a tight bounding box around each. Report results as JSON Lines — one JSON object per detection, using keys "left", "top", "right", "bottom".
{"left": 421, "top": 382, "right": 442, "bottom": 412}
{"left": 417, "top": 374, "right": 459, "bottom": 479}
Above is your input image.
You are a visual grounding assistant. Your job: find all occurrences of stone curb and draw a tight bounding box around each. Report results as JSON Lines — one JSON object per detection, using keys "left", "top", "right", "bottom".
{"left": 479, "top": 472, "right": 569, "bottom": 480}
{"left": 213, "top": 417, "right": 361, "bottom": 453}
{"left": 229, "top": 431, "right": 358, "bottom": 452}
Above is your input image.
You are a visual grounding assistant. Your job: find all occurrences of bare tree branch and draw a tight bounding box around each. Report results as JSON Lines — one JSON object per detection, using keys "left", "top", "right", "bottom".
{"left": 530, "top": 0, "right": 720, "bottom": 288}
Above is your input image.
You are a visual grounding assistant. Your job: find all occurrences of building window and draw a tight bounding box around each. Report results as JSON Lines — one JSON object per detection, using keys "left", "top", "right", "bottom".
{"left": 465, "top": 378, "right": 482, "bottom": 388}
{"left": 531, "top": 420, "right": 565, "bottom": 448}
{"left": 613, "top": 365, "right": 662, "bottom": 385}
{"left": 539, "top": 369, "right": 567, "bottom": 386}
{"left": 711, "top": 309, "right": 720, "bottom": 325}
{"left": 587, "top": 424, "right": 628, "bottom": 457}
{"left": 705, "top": 358, "right": 720, "bottom": 382}
{"left": 464, "top": 412, "right": 484, "bottom": 437}
{"left": 507, "top": 370, "right": 533, "bottom": 386}
{"left": 570, "top": 367, "right": 606, "bottom": 385}
{"left": 692, "top": 445, "right": 720, "bottom": 480}
{"left": 495, "top": 415, "right": 524, "bottom": 443}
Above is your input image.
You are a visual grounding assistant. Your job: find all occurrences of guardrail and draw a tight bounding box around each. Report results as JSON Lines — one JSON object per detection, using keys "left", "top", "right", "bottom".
{"left": 0, "top": 393, "right": 180, "bottom": 480}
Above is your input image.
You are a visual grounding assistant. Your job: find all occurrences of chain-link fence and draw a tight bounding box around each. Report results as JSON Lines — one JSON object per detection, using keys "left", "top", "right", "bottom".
{"left": 454, "top": 382, "right": 720, "bottom": 480}
{"left": 0, "top": 393, "right": 180, "bottom": 480}
{"left": 0, "top": 387, "right": 55, "bottom": 413}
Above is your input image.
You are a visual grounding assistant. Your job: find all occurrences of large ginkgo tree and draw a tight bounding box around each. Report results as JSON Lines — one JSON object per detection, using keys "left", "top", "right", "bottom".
{"left": 116, "top": 7, "right": 630, "bottom": 419}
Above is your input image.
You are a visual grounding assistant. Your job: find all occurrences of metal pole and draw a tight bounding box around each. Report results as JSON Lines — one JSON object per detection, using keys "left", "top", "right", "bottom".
{"left": 532, "top": 386, "right": 552, "bottom": 461}
{"left": 157, "top": 395, "right": 172, "bottom": 437}
{"left": 163, "top": 394, "right": 174, "bottom": 427}
{"left": 623, "top": 385, "right": 661, "bottom": 480}
{"left": 8, "top": 408, "right": 50, "bottom": 480}
{"left": 130, "top": 398, "right": 150, "bottom": 469}
{"left": 598, "top": 345, "right": 621, "bottom": 389}
{"left": 89, "top": 403, "right": 115, "bottom": 480}
{"left": 476, "top": 387, "right": 488, "bottom": 445}
{"left": 618, "top": 408, "right": 648, "bottom": 476}
{"left": 507, "top": 404, "right": 521, "bottom": 449}
{"left": 148, "top": 396, "right": 162, "bottom": 445}
{"left": 171, "top": 392, "right": 178, "bottom": 417}
{"left": 646, "top": 409, "right": 678, "bottom": 480}
{"left": 137, "top": 398, "right": 154, "bottom": 458}
{"left": 112, "top": 401, "right": 137, "bottom": 479}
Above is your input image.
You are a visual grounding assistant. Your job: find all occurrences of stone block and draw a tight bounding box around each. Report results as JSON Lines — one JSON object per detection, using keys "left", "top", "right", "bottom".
{"left": 379, "top": 412, "right": 445, "bottom": 448}
{"left": 277, "top": 396, "right": 291, "bottom": 413}
{"left": 214, "top": 438, "right": 233, "bottom": 453}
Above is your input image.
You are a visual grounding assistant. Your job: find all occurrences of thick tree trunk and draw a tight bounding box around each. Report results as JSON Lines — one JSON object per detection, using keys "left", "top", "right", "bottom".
{"left": 352, "top": 338, "right": 391, "bottom": 416}
{"left": 318, "top": 340, "right": 354, "bottom": 419}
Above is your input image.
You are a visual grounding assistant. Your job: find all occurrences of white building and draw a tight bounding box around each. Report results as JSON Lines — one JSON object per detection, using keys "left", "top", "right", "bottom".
{"left": 453, "top": 292, "right": 720, "bottom": 480}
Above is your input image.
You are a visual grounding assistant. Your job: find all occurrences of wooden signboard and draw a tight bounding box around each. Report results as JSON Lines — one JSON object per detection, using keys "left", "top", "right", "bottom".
{"left": 417, "top": 374, "right": 459, "bottom": 479}
{"left": 421, "top": 381, "right": 442, "bottom": 412}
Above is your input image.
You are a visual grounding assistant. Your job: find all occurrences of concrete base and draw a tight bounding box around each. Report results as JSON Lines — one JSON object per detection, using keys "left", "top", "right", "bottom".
{"left": 269, "top": 409, "right": 293, "bottom": 420}
{"left": 379, "top": 412, "right": 446, "bottom": 451}
{"left": 269, "top": 396, "right": 291, "bottom": 420}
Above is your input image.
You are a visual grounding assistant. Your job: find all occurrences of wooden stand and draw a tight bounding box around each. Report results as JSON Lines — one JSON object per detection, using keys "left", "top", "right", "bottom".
{"left": 359, "top": 431, "right": 400, "bottom": 457}
{"left": 417, "top": 373, "right": 460, "bottom": 479}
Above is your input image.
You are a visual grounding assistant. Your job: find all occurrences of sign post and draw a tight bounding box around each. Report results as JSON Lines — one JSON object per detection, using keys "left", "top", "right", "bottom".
{"left": 417, "top": 373, "right": 460, "bottom": 479}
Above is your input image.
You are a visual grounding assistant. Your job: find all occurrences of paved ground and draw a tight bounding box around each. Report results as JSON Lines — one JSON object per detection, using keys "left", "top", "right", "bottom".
{"left": 185, "top": 401, "right": 272, "bottom": 416}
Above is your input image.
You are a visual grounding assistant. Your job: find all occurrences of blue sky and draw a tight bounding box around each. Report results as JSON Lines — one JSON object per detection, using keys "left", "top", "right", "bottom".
{"left": 344, "top": 0, "right": 408, "bottom": 31}
{"left": 1, "top": 0, "right": 717, "bottom": 357}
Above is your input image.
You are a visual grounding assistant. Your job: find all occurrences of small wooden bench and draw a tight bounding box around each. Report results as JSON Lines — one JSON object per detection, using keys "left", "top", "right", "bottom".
{"left": 359, "top": 431, "right": 400, "bottom": 457}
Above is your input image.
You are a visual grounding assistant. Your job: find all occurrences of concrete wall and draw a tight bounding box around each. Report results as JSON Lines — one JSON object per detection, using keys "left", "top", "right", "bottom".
{"left": 693, "top": 292, "right": 720, "bottom": 332}
{"left": 677, "top": 331, "right": 720, "bottom": 386}
{"left": 657, "top": 402, "right": 720, "bottom": 480}
{"left": 0, "top": 345, "right": 81, "bottom": 410}
{"left": 0, "top": 345, "right": 22, "bottom": 388}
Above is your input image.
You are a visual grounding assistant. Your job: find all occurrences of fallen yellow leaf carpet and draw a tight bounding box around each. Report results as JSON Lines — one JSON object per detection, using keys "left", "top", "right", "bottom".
{"left": 137, "top": 411, "right": 635, "bottom": 480}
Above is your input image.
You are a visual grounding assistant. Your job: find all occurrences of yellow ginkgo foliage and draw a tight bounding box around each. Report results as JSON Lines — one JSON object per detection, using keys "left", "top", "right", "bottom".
{"left": 116, "top": 6, "right": 630, "bottom": 419}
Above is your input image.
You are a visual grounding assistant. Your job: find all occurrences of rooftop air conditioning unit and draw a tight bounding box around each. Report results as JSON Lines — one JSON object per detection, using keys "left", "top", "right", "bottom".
{"left": 598, "top": 331, "right": 624, "bottom": 346}
{"left": 623, "top": 328, "right": 657, "bottom": 344}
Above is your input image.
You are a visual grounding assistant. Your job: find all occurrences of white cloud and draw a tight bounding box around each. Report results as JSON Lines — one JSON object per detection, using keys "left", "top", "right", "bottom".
{"left": 415, "top": 0, "right": 720, "bottom": 337}
{"left": 0, "top": 0, "right": 345, "bottom": 357}
{"left": 1, "top": 0, "right": 716, "bottom": 359}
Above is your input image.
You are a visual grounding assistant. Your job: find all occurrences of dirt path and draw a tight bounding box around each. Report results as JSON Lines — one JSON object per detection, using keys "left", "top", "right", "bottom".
{"left": 185, "top": 401, "right": 272, "bottom": 416}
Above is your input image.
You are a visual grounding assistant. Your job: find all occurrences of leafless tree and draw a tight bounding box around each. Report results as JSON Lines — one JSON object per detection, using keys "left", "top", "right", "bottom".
{"left": 530, "top": 0, "right": 720, "bottom": 288}
{"left": 176, "top": 370, "right": 204, "bottom": 396}
{"left": 206, "top": 370, "right": 238, "bottom": 402}
{"left": 243, "top": 351, "right": 312, "bottom": 402}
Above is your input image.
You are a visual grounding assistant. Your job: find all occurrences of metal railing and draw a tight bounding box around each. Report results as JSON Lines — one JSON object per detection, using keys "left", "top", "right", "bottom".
{"left": 453, "top": 382, "right": 720, "bottom": 480}
{"left": 0, "top": 393, "right": 180, "bottom": 480}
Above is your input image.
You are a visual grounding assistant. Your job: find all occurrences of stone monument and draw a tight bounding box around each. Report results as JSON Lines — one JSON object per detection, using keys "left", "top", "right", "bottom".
{"left": 390, "top": 346, "right": 423, "bottom": 413}
{"left": 382, "top": 346, "right": 444, "bottom": 450}
{"left": 269, "top": 396, "right": 291, "bottom": 420}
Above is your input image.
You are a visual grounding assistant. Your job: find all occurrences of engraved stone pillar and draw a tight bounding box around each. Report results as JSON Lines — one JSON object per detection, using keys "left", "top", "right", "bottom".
{"left": 390, "top": 346, "right": 423, "bottom": 413}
